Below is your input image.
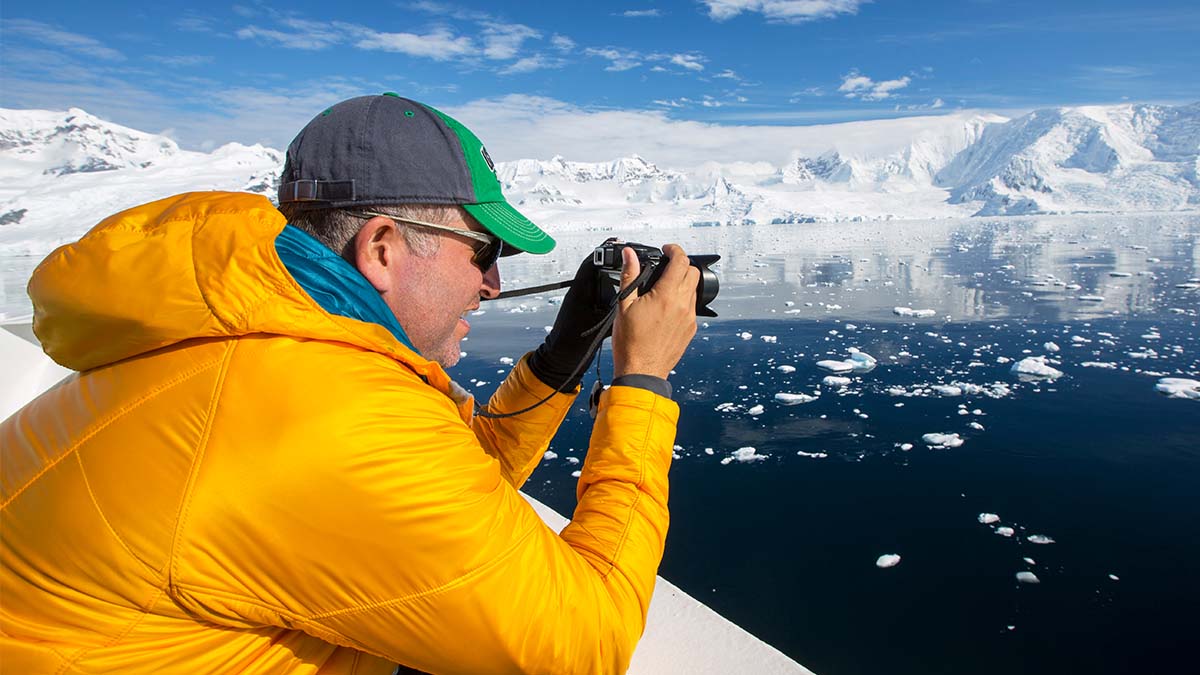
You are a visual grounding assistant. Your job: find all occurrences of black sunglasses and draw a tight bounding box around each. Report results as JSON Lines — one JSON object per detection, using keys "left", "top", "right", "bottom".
{"left": 350, "top": 210, "right": 503, "bottom": 271}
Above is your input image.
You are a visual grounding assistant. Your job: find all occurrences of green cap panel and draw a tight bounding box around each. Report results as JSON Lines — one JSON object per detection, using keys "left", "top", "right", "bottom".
{"left": 423, "top": 105, "right": 504, "bottom": 203}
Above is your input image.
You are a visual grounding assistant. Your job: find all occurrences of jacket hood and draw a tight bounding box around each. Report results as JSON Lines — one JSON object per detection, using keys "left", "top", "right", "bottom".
{"left": 30, "top": 192, "right": 440, "bottom": 379}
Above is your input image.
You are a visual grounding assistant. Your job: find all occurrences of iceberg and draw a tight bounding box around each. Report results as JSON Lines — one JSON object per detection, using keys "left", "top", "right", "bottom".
{"left": 1010, "top": 356, "right": 1064, "bottom": 379}
{"left": 893, "top": 307, "right": 937, "bottom": 318}
{"left": 875, "top": 554, "right": 901, "bottom": 568}
{"left": 774, "top": 392, "right": 818, "bottom": 405}
{"left": 922, "top": 432, "right": 964, "bottom": 448}
{"left": 1155, "top": 378, "right": 1200, "bottom": 400}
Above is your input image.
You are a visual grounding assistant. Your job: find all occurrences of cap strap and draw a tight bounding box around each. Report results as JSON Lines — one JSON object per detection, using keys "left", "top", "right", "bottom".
{"left": 279, "top": 179, "right": 356, "bottom": 203}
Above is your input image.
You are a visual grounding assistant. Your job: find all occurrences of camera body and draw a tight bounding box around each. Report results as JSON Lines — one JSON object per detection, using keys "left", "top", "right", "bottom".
{"left": 592, "top": 240, "right": 720, "bottom": 317}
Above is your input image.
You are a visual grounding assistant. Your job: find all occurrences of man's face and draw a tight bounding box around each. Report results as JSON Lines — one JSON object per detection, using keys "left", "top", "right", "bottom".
{"left": 386, "top": 214, "right": 501, "bottom": 368}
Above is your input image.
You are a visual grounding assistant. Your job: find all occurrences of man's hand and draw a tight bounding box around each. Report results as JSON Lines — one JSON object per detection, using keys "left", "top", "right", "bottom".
{"left": 526, "top": 253, "right": 612, "bottom": 390}
{"left": 612, "top": 244, "right": 699, "bottom": 380}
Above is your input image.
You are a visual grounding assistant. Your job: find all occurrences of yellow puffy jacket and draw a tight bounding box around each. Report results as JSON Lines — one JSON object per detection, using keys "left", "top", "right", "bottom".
{"left": 1, "top": 192, "right": 679, "bottom": 674}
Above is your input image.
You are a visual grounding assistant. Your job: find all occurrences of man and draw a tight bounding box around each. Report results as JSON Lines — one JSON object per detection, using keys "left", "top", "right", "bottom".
{"left": 0, "top": 94, "right": 699, "bottom": 674}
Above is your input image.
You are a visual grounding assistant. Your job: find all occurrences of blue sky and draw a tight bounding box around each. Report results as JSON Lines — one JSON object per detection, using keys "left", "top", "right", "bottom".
{"left": 2, "top": 0, "right": 1197, "bottom": 161}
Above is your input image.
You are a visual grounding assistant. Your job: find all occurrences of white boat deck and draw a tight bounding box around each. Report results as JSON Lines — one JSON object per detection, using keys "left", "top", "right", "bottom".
{"left": 1, "top": 324, "right": 813, "bottom": 674}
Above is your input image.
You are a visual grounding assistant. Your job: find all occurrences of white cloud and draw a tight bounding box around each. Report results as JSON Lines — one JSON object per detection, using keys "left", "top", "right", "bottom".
{"left": 447, "top": 94, "right": 974, "bottom": 168}
{"left": 702, "top": 0, "right": 869, "bottom": 24}
{"left": 481, "top": 24, "right": 541, "bottom": 60}
{"left": 3, "top": 19, "right": 125, "bottom": 61}
{"left": 620, "top": 9, "right": 664, "bottom": 17}
{"left": 550, "top": 34, "right": 576, "bottom": 51}
{"left": 669, "top": 53, "right": 706, "bottom": 72}
{"left": 355, "top": 28, "right": 475, "bottom": 60}
{"left": 236, "top": 19, "right": 348, "bottom": 51}
{"left": 585, "top": 47, "right": 643, "bottom": 72}
{"left": 838, "top": 71, "right": 911, "bottom": 100}
{"left": 498, "top": 55, "right": 565, "bottom": 75}
{"left": 713, "top": 69, "right": 741, "bottom": 80}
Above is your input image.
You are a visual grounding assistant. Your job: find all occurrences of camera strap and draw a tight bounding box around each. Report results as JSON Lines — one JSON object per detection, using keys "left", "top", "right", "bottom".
{"left": 474, "top": 264, "right": 655, "bottom": 420}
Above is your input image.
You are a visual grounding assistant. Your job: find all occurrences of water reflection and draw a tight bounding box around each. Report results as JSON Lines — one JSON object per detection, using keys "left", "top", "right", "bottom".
{"left": 490, "top": 214, "right": 1199, "bottom": 324}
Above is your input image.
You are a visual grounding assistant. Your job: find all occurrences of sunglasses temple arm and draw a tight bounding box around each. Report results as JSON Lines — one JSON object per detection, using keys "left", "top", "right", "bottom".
{"left": 486, "top": 280, "right": 574, "bottom": 301}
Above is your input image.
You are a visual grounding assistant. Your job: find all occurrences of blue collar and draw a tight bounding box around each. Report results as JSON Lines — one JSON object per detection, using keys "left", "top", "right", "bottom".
{"left": 275, "top": 224, "right": 416, "bottom": 352}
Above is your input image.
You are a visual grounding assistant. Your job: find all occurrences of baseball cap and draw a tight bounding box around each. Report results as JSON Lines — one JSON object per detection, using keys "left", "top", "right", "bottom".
{"left": 279, "top": 93, "right": 554, "bottom": 255}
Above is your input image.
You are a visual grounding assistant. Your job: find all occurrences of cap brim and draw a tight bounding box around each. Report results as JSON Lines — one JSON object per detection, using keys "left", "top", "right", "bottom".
{"left": 463, "top": 201, "right": 555, "bottom": 255}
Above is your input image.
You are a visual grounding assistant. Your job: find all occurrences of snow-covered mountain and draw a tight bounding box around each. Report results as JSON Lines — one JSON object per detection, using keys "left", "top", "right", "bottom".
{"left": 1, "top": 103, "right": 1197, "bottom": 256}
{"left": 938, "top": 104, "right": 1200, "bottom": 215}
{"left": 0, "top": 108, "right": 282, "bottom": 254}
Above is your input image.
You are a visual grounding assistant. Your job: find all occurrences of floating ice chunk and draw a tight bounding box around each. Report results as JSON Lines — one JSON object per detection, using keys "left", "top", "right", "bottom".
{"left": 738, "top": 331, "right": 753, "bottom": 340}
{"left": 1043, "top": 342, "right": 1060, "bottom": 352}
{"left": 777, "top": 365, "right": 796, "bottom": 373}
{"left": 886, "top": 386, "right": 907, "bottom": 396}
{"left": 817, "top": 359, "right": 855, "bottom": 373}
{"left": 1082, "top": 361, "right": 1118, "bottom": 369}
{"left": 1109, "top": 272, "right": 1132, "bottom": 278}
{"left": 761, "top": 335, "right": 778, "bottom": 343}
{"left": 571, "top": 470, "right": 582, "bottom": 478}
{"left": 846, "top": 349, "right": 877, "bottom": 372}
{"left": 823, "top": 376, "right": 852, "bottom": 388}
{"left": 722, "top": 447, "right": 768, "bottom": 464}
{"left": 1016, "top": 571, "right": 1040, "bottom": 584}
{"left": 499, "top": 356, "right": 515, "bottom": 365}
{"left": 1027, "top": 534, "right": 1056, "bottom": 545}
{"left": 1155, "top": 378, "right": 1200, "bottom": 400}
{"left": 932, "top": 385, "right": 963, "bottom": 396}
{"left": 978, "top": 513, "right": 1000, "bottom": 524}
{"left": 775, "top": 392, "right": 818, "bottom": 405}
{"left": 1176, "top": 282, "right": 1200, "bottom": 289}
{"left": 796, "top": 450, "right": 828, "bottom": 458}
{"left": 1023, "top": 557, "right": 1036, "bottom": 565}
{"left": 893, "top": 307, "right": 936, "bottom": 318}
{"left": 543, "top": 450, "right": 558, "bottom": 460}
{"left": 1108, "top": 574, "right": 1120, "bottom": 581}
{"left": 968, "top": 421, "right": 985, "bottom": 431}
{"left": 1079, "top": 295, "right": 1105, "bottom": 302}
{"left": 1011, "top": 356, "right": 1064, "bottom": 379}
{"left": 995, "top": 527, "right": 1015, "bottom": 537}
{"left": 922, "top": 432, "right": 964, "bottom": 448}
{"left": 899, "top": 443, "right": 913, "bottom": 451}
{"left": 875, "top": 554, "right": 901, "bottom": 568}
{"left": 746, "top": 404, "right": 765, "bottom": 416}
{"left": 1070, "top": 335, "right": 1091, "bottom": 344}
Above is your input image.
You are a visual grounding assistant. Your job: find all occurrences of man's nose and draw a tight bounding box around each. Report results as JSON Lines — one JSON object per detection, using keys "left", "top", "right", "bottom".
{"left": 480, "top": 262, "right": 501, "bottom": 300}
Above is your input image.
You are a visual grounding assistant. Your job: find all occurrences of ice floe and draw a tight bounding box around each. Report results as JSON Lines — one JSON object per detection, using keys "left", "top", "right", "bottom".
{"left": 746, "top": 405, "right": 765, "bottom": 416}
{"left": 776, "top": 365, "right": 796, "bottom": 374}
{"left": 775, "top": 392, "right": 819, "bottom": 405}
{"left": 817, "top": 349, "right": 877, "bottom": 374}
{"left": 1155, "top": 378, "right": 1200, "bottom": 400}
{"left": 875, "top": 554, "right": 901, "bottom": 568}
{"left": 1043, "top": 341, "right": 1060, "bottom": 352}
{"left": 796, "top": 450, "right": 828, "bottom": 459}
{"left": 978, "top": 513, "right": 1000, "bottom": 524}
{"left": 823, "top": 376, "right": 852, "bottom": 388}
{"left": 1027, "top": 534, "right": 1056, "bottom": 545}
{"left": 1011, "top": 356, "right": 1064, "bottom": 379}
{"left": 1016, "top": 571, "right": 1041, "bottom": 584}
{"left": 893, "top": 307, "right": 937, "bottom": 318}
{"left": 922, "top": 432, "right": 964, "bottom": 449}
{"left": 995, "top": 527, "right": 1015, "bottom": 537}
{"left": 721, "top": 447, "right": 769, "bottom": 465}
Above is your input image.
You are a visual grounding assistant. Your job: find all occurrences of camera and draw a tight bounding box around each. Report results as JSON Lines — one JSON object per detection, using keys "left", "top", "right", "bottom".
{"left": 592, "top": 240, "right": 720, "bottom": 317}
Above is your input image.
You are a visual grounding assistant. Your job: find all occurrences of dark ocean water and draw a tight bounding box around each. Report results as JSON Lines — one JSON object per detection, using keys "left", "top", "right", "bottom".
{"left": 456, "top": 214, "right": 1198, "bottom": 675}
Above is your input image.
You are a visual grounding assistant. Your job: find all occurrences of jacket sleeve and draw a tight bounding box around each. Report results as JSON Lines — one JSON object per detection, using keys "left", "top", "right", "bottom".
{"left": 169, "top": 358, "right": 679, "bottom": 675}
{"left": 470, "top": 353, "right": 577, "bottom": 490}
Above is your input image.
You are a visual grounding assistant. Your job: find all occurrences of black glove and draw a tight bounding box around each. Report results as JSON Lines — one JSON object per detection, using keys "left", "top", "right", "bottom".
{"left": 527, "top": 253, "right": 613, "bottom": 390}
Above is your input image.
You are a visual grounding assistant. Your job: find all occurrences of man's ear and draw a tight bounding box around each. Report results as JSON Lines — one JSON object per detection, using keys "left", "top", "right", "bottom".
{"left": 352, "top": 216, "right": 406, "bottom": 293}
